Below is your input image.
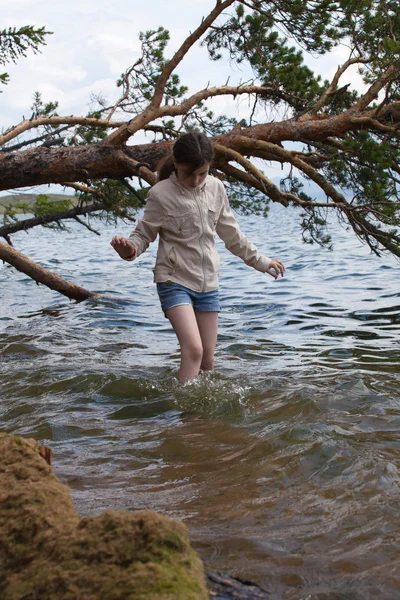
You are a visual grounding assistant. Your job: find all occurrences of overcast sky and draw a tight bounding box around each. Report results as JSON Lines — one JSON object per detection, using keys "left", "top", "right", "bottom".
{"left": 2, "top": 0, "right": 253, "bottom": 127}
{"left": 2, "top": 0, "right": 364, "bottom": 195}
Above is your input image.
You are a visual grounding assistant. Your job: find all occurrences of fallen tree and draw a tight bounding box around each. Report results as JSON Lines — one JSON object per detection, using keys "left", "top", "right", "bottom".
{"left": 0, "top": 242, "right": 95, "bottom": 301}
{"left": 1, "top": 0, "right": 399, "bottom": 300}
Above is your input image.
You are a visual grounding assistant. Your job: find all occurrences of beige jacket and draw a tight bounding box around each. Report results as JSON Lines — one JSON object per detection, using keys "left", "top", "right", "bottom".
{"left": 126, "top": 172, "right": 271, "bottom": 293}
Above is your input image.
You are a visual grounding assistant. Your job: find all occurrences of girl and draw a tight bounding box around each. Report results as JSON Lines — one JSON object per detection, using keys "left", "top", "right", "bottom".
{"left": 111, "top": 132, "right": 285, "bottom": 384}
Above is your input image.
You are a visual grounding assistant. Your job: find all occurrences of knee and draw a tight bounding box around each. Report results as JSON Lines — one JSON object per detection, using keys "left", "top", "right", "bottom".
{"left": 182, "top": 342, "right": 203, "bottom": 364}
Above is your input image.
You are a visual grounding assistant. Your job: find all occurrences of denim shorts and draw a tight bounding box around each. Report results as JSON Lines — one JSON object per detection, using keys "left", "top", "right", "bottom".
{"left": 157, "top": 282, "right": 221, "bottom": 316}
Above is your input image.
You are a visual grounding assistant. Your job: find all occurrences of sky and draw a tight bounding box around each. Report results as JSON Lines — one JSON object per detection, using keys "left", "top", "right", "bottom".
{"left": 1, "top": 0, "right": 365, "bottom": 196}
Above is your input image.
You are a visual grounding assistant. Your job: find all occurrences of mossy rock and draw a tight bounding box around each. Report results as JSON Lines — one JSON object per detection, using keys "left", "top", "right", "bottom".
{"left": 0, "top": 433, "right": 208, "bottom": 600}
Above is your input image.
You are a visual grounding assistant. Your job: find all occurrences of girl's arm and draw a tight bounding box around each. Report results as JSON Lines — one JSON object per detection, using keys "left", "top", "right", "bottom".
{"left": 216, "top": 186, "right": 284, "bottom": 278}
{"left": 110, "top": 235, "right": 136, "bottom": 260}
{"left": 111, "top": 189, "right": 163, "bottom": 261}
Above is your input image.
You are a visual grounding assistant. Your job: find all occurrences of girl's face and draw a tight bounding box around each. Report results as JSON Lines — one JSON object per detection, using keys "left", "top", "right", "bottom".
{"left": 175, "top": 162, "right": 210, "bottom": 189}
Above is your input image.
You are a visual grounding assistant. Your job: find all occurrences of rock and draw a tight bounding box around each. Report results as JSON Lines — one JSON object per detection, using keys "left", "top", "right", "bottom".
{"left": 0, "top": 432, "right": 271, "bottom": 600}
{"left": 0, "top": 432, "right": 208, "bottom": 600}
{"left": 207, "top": 571, "right": 271, "bottom": 599}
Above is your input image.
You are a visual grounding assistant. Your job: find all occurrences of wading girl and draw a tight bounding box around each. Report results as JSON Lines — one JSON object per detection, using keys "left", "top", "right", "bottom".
{"left": 111, "top": 132, "right": 285, "bottom": 384}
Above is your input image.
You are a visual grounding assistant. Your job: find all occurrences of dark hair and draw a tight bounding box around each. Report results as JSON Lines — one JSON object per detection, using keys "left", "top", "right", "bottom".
{"left": 157, "top": 132, "right": 214, "bottom": 181}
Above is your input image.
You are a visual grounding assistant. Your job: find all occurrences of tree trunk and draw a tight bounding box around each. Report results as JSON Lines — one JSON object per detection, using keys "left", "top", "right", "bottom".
{"left": 1, "top": 103, "right": 398, "bottom": 192}
{"left": 0, "top": 242, "right": 95, "bottom": 301}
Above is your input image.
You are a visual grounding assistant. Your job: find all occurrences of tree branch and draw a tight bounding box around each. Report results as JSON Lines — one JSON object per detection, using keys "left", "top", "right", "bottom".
{"left": 349, "top": 116, "right": 400, "bottom": 136}
{"left": 0, "top": 202, "right": 109, "bottom": 238}
{"left": 352, "top": 64, "right": 400, "bottom": 112}
{"left": 118, "top": 155, "right": 157, "bottom": 186}
{"left": 214, "top": 142, "right": 291, "bottom": 206}
{"left": 302, "top": 57, "right": 370, "bottom": 119}
{"left": 219, "top": 157, "right": 349, "bottom": 209}
{"left": 1, "top": 102, "right": 400, "bottom": 191}
{"left": 232, "top": 134, "right": 349, "bottom": 206}
{"left": 74, "top": 216, "right": 100, "bottom": 235}
{"left": 61, "top": 181, "right": 107, "bottom": 201}
{"left": 220, "top": 160, "right": 302, "bottom": 206}
{"left": 0, "top": 241, "right": 96, "bottom": 301}
{"left": 0, "top": 125, "right": 71, "bottom": 152}
{"left": 157, "top": 84, "right": 277, "bottom": 118}
{"left": 105, "top": 60, "right": 142, "bottom": 122}
{"left": 0, "top": 116, "right": 126, "bottom": 148}
{"left": 220, "top": 160, "right": 274, "bottom": 195}
{"left": 103, "top": 0, "right": 236, "bottom": 146}
{"left": 346, "top": 208, "right": 400, "bottom": 257}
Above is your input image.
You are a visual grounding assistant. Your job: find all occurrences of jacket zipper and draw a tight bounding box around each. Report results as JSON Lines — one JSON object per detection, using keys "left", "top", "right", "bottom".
{"left": 193, "top": 189, "right": 207, "bottom": 292}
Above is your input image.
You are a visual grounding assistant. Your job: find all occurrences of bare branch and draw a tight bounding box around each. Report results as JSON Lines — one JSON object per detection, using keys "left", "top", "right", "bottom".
{"left": 61, "top": 181, "right": 107, "bottom": 201}
{"left": 119, "top": 155, "right": 157, "bottom": 186}
{"left": 143, "top": 124, "right": 180, "bottom": 138}
{"left": 232, "top": 135, "right": 349, "bottom": 206}
{"left": 158, "top": 84, "right": 277, "bottom": 118}
{"left": 352, "top": 64, "right": 400, "bottom": 112}
{"left": 301, "top": 57, "right": 370, "bottom": 120}
{"left": 214, "top": 142, "right": 291, "bottom": 206}
{"left": 74, "top": 216, "right": 101, "bottom": 235}
{"left": 0, "top": 241, "right": 96, "bottom": 300}
{"left": 0, "top": 116, "right": 126, "bottom": 148}
{"left": 106, "top": 59, "right": 142, "bottom": 122}
{"left": 349, "top": 116, "right": 400, "bottom": 136}
{"left": 0, "top": 125, "right": 71, "bottom": 152}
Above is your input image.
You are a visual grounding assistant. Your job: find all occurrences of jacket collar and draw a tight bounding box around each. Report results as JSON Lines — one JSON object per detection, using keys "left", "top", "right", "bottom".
{"left": 170, "top": 171, "right": 207, "bottom": 193}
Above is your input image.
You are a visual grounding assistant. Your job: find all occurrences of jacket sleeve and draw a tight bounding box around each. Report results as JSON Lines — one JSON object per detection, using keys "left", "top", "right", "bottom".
{"left": 126, "top": 189, "right": 163, "bottom": 260}
{"left": 216, "top": 186, "right": 271, "bottom": 273}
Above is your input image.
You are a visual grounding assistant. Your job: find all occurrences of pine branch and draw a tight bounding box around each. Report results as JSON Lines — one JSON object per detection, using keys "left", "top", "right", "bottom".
{"left": 303, "top": 57, "right": 370, "bottom": 119}
{"left": 0, "top": 202, "right": 109, "bottom": 238}
{"left": 103, "top": 0, "right": 236, "bottom": 146}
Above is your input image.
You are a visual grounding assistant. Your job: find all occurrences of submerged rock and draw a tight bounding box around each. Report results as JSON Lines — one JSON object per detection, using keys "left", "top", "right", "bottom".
{"left": 207, "top": 572, "right": 270, "bottom": 599}
{"left": 0, "top": 432, "right": 208, "bottom": 600}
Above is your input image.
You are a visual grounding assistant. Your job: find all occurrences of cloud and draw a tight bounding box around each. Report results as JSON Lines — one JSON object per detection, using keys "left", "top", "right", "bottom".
{"left": 2, "top": 0, "right": 371, "bottom": 171}
{"left": 87, "top": 32, "right": 141, "bottom": 78}
{"left": 3, "top": 0, "right": 369, "bottom": 126}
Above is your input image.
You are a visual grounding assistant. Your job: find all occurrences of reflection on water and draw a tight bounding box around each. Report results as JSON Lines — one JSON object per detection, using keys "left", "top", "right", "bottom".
{"left": 1, "top": 206, "right": 400, "bottom": 599}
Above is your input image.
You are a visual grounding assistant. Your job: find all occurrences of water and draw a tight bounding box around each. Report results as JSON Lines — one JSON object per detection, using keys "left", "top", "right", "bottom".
{"left": 1, "top": 205, "right": 399, "bottom": 599}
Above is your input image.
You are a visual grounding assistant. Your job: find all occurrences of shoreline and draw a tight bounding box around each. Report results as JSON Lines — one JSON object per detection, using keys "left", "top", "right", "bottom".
{"left": 0, "top": 193, "right": 75, "bottom": 215}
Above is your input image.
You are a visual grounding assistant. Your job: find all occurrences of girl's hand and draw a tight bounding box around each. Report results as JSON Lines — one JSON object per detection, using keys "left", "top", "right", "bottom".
{"left": 266, "top": 258, "right": 285, "bottom": 280}
{"left": 110, "top": 236, "right": 136, "bottom": 260}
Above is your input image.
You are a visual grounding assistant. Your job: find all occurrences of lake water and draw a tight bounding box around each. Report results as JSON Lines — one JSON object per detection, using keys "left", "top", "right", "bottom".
{"left": 1, "top": 205, "right": 399, "bottom": 599}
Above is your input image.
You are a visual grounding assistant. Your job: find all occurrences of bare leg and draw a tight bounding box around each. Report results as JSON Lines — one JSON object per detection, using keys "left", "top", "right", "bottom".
{"left": 195, "top": 311, "right": 218, "bottom": 372}
{"left": 166, "top": 304, "right": 203, "bottom": 384}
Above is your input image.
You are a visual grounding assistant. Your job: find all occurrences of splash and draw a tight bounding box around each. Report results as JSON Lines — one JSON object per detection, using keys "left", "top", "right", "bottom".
{"left": 170, "top": 371, "right": 254, "bottom": 416}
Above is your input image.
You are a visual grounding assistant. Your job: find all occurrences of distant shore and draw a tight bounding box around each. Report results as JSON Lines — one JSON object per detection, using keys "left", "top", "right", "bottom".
{"left": 0, "top": 194, "right": 75, "bottom": 215}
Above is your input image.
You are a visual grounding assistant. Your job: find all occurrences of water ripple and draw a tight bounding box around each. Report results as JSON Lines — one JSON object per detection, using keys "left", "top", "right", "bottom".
{"left": 1, "top": 207, "right": 400, "bottom": 598}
